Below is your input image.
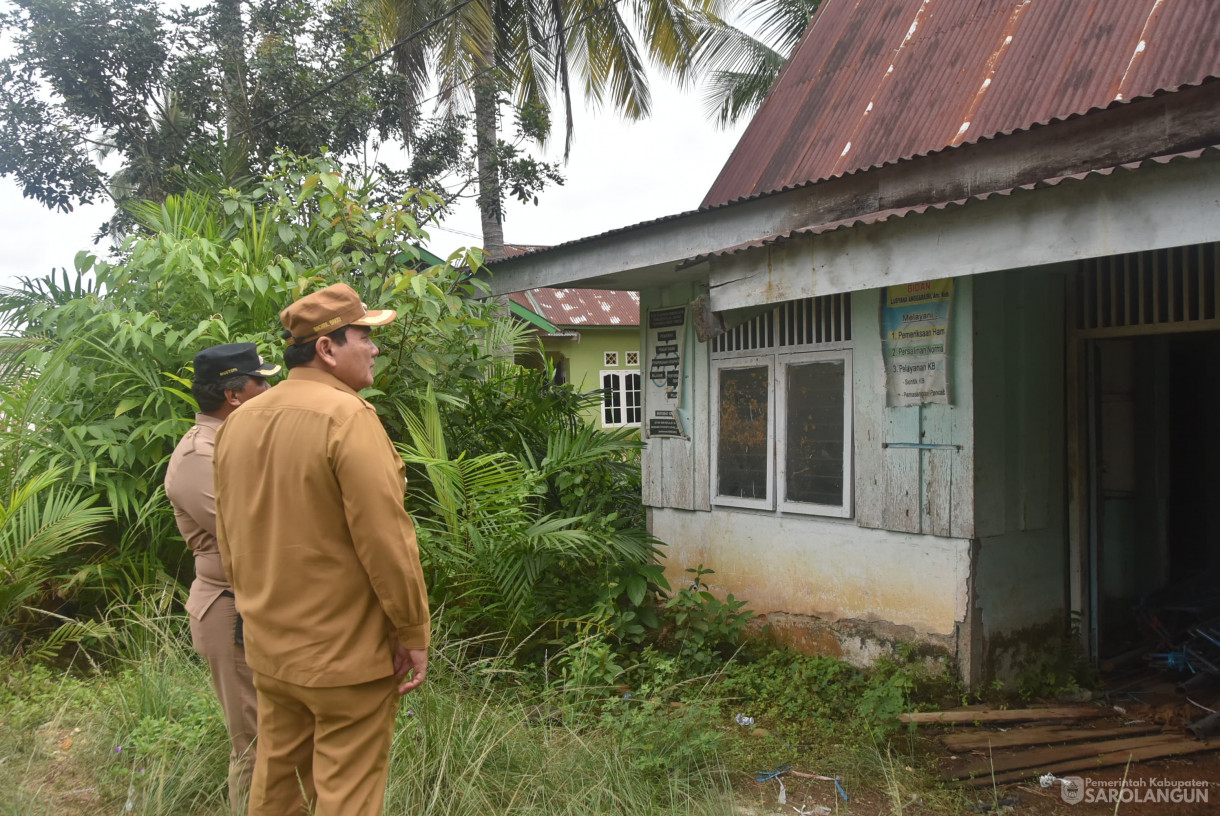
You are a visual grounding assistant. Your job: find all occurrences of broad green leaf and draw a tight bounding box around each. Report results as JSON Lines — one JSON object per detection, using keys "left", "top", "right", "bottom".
{"left": 625, "top": 575, "right": 647, "bottom": 606}
{"left": 114, "top": 398, "right": 141, "bottom": 417}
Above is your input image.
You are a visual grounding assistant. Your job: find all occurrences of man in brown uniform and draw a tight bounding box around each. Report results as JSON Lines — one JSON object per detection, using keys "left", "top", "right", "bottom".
{"left": 213, "top": 283, "right": 429, "bottom": 816}
{"left": 165, "top": 343, "right": 280, "bottom": 813}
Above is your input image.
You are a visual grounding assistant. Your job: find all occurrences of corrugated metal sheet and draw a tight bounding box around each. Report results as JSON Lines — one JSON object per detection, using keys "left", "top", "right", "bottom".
{"left": 489, "top": 76, "right": 1217, "bottom": 269}
{"left": 503, "top": 244, "right": 641, "bottom": 325}
{"left": 504, "top": 244, "right": 549, "bottom": 258}
{"left": 508, "top": 288, "right": 641, "bottom": 327}
{"left": 686, "top": 146, "right": 1217, "bottom": 265}
{"left": 703, "top": 0, "right": 1220, "bottom": 207}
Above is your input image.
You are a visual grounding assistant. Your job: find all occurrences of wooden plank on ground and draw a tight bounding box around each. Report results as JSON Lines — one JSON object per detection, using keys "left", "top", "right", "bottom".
{"left": 958, "top": 737, "right": 1219, "bottom": 787}
{"left": 946, "top": 734, "right": 1181, "bottom": 780}
{"left": 902, "top": 706, "right": 1106, "bottom": 724}
{"left": 939, "top": 723, "right": 1161, "bottom": 751}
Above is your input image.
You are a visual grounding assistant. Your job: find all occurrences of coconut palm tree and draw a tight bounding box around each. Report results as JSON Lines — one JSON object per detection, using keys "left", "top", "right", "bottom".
{"left": 364, "top": 0, "right": 712, "bottom": 258}
{"left": 693, "top": 0, "right": 821, "bottom": 127}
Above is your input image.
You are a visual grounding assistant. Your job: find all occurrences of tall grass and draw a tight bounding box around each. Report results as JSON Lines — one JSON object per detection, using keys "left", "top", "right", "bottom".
{"left": 383, "top": 636, "right": 735, "bottom": 816}
{"left": 0, "top": 600, "right": 736, "bottom": 816}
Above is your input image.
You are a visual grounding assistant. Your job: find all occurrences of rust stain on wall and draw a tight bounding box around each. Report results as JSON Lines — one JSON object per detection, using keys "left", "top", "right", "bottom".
{"left": 751, "top": 612, "right": 956, "bottom": 668}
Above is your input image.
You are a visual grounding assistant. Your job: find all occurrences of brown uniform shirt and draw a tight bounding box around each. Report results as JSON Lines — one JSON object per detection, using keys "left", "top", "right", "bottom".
{"left": 213, "top": 368, "right": 430, "bottom": 688}
{"left": 165, "top": 414, "right": 230, "bottom": 620}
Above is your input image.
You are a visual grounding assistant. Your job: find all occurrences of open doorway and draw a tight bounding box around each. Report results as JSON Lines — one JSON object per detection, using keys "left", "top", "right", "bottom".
{"left": 1086, "top": 331, "right": 1220, "bottom": 659}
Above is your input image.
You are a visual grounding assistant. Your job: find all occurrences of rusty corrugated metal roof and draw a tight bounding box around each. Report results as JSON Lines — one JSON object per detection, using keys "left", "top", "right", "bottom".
{"left": 489, "top": 75, "right": 1218, "bottom": 269}
{"left": 508, "top": 288, "right": 641, "bottom": 327}
{"left": 503, "top": 243, "right": 640, "bottom": 325}
{"left": 703, "top": 0, "right": 1220, "bottom": 207}
{"left": 504, "top": 244, "right": 549, "bottom": 257}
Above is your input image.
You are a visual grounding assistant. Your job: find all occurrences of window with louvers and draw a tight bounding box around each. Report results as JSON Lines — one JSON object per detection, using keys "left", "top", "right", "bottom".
{"left": 711, "top": 294, "right": 853, "bottom": 517}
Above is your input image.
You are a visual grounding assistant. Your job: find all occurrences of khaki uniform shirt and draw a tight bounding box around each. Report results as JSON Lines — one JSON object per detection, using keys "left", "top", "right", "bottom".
{"left": 213, "top": 368, "right": 430, "bottom": 688}
{"left": 165, "top": 414, "right": 230, "bottom": 620}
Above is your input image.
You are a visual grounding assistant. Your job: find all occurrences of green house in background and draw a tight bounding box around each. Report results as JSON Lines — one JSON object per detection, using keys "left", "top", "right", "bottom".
{"left": 509, "top": 283, "right": 642, "bottom": 431}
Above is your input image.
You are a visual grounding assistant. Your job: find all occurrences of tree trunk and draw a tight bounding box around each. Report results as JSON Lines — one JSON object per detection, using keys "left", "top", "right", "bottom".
{"left": 473, "top": 34, "right": 504, "bottom": 260}
{"left": 216, "top": 0, "right": 250, "bottom": 148}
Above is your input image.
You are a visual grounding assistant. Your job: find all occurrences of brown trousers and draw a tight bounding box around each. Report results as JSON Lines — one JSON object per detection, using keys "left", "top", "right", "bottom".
{"left": 248, "top": 672, "right": 400, "bottom": 816}
{"left": 190, "top": 593, "right": 258, "bottom": 814}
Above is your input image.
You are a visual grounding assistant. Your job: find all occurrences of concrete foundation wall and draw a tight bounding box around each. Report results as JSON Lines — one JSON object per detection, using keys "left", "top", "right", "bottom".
{"left": 651, "top": 507, "right": 970, "bottom": 666}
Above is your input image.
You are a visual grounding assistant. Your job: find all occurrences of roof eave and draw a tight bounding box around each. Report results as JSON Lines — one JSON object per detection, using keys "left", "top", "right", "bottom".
{"left": 483, "top": 79, "right": 1220, "bottom": 296}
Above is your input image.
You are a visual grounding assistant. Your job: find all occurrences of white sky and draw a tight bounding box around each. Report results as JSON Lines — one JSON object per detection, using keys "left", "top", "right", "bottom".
{"left": 0, "top": 61, "right": 748, "bottom": 288}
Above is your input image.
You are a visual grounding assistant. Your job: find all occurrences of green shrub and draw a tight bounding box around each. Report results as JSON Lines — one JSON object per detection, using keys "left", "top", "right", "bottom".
{"left": 1, "top": 154, "right": 667, "bottom": 664}
{"left": 719, "top": 649, "right": 865, "bottom": 725}
{"left": 0, "top": 469, "right": 113, "bottom": 659}
{"left": 662, "top": 566, "right": 753, "bottom": 674}
{"left": 0, "top": 153, "right": 496, "bottom": 618}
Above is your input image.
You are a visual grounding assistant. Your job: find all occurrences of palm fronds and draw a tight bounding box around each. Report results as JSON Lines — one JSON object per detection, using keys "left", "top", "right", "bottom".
{"left": 398, "top": 386, "right": 662, "bottom": 642}
{"left": 693, "top": 0, "right": 822, "bottom": 126}
{"left": 0, "top": 468, "right": 112, "bottom": 656}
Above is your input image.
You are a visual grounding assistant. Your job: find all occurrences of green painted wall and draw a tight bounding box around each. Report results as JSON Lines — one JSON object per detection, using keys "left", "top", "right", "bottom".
{"left": 971, "top": 265, "right": 1071, "bottom": 681}
{"left": 536, "top": 326, "right": 642, "bottom": 429}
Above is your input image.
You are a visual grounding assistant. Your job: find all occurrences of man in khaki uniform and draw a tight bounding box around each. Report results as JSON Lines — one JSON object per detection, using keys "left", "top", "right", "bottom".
{"left": 214, "top": 283, "right": 429, "bottom": 816}
{"left": 165, "top": 343, "right": 280, "bottom": 813}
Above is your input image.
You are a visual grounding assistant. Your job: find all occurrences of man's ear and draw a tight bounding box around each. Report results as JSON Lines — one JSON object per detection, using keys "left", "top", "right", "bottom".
{"left": 314, "top": 336, "right": 337, "bottom": 368}
{"left": 223, "top": 388, "right": 243, "bottom": 408}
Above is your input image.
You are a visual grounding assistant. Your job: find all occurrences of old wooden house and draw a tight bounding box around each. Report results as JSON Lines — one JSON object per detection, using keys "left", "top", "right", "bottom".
{"left": 486, "top": 0, "right": 1220, "bottom": 684}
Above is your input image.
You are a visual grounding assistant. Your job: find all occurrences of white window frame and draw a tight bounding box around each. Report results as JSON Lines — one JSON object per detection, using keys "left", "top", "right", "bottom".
{"left": 775, "top": 350, "right": 853, "bottom": 518}
{"left": 711, "top": 356, "right": 775, "bottom": 510}
{"left": 600, "top": 369, "right": 641, "bottom": 428}
{"left": 625, "top": 350, "right": 640, "bottom": 366}
{"left": 603, "top": 351, "right": 619, "bottom": 367}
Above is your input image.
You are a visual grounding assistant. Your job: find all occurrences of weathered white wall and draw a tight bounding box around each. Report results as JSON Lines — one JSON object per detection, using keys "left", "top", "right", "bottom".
{"left": 854, "top": 281, "right": 975, "bottom": 539}
{"left": 640, "top": 274, "right": 979, "bottom": 666}
{"left": 652, "top": 508, "right": 970, "bottom": 634}
{"left": 640, "top": 281, "right": 711, "bottom": 511}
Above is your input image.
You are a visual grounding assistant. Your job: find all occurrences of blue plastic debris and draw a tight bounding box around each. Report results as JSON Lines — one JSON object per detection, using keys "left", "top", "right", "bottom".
{"left": 754, "top": 765, "right": 790, "bottom": 782}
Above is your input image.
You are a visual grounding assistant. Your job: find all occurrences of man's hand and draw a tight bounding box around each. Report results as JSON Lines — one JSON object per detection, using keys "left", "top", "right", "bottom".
{"left": 393, "top": 644, "right": 427, "bottom": 695}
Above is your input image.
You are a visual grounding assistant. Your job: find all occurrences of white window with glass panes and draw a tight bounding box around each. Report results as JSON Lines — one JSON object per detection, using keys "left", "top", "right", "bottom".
{"left": 601, "top": 369, "right": 642, "bottom": 428}
{"left": 710, "top": 294, "right": 853, "bottom": 517}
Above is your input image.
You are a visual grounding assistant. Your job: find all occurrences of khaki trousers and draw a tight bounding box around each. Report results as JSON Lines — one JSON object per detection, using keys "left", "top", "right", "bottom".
{"left": 249, "top": 672, "right": 400, "bottom": 816}
{"left": 190, "top": 593, "right": 258, "bottom": 814}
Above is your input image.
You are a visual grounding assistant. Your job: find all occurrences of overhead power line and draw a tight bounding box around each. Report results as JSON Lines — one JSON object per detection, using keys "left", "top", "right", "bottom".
{"left": 429, "top": 223, "right": 483, "bottom": 240}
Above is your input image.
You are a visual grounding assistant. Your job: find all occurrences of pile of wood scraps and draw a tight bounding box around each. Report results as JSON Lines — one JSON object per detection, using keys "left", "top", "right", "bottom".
{"left": 899, "top": 704, "right": 1220, "bottom": 787}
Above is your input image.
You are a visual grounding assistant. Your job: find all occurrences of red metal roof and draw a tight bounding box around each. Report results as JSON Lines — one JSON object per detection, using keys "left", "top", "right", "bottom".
{"left": 504, "top": 244, "right": 549, "bottom": 257}
{"left": 508, "top": 288, "right": 641, "bottom": 327}
{"left": 703, "top": 0, "right": 1220, "bottom": 207}
{"left": 503, "top": 245, "right": 641, "bottom": 325}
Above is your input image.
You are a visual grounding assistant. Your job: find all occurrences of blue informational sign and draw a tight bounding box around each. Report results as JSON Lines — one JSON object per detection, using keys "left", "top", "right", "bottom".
{"left": 881, "top": 279, "right": 954, "bottom": 406}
